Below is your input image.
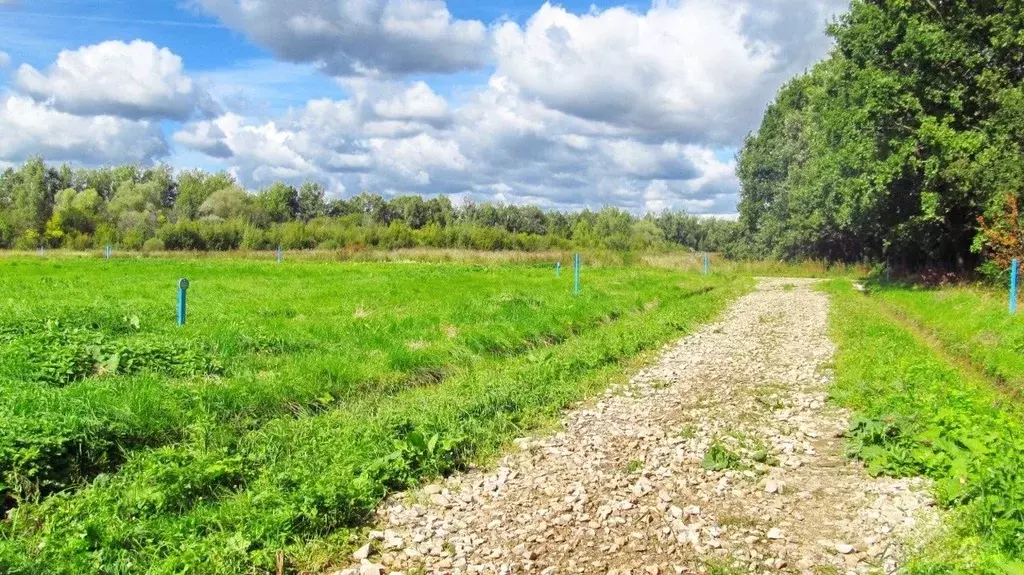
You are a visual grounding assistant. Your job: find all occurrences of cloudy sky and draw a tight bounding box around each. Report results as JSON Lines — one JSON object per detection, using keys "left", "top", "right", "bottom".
{"left": 0, "top": 0, "right": 847, "bottom": 215}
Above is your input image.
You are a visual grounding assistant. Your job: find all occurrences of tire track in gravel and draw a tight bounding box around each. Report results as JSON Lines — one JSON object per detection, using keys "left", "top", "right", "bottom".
{"left": 338, "top": 278, "right": 941, "bottom": 575}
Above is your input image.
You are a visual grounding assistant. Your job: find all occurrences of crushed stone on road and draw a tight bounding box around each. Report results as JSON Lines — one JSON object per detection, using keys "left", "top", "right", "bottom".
{"left": 337, "top": 278, "right": 940, "bottom": 575}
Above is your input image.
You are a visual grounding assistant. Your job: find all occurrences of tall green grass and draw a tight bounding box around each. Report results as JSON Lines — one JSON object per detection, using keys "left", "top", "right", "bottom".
{"left": 0, "top": 256, "right": 748, "bottom": 573}
{"left": 0, "top": 258, "right": 695, "bottom": 504}
{"left": 825, "top": 280, "right": 1024, "bottom": 573}
{"left": 870, "top": 282, "right": 1024, "bottom": 394}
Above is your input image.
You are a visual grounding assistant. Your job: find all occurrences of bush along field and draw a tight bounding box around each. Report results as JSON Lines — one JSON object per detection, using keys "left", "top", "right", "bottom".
{"left": 0, "top": 256, "right": 749, "bottom": 574}
{"left": 825, "top": 280, "right": 1024, "bottom": 573}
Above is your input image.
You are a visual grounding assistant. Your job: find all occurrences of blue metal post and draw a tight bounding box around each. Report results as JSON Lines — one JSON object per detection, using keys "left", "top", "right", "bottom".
{"left": 556, "top": 261, "right": 561, "bottom": 277}
{"left": 276, "top": 245, "right": 282, "bottom": 263}
{"left": 177, "top": 278, "right": 190, "bottom": 326}
{"left": 105, "top": 245, "right": 111, "bottom": 260}
{"left": 1012, "top": 259, "right": 1019, "bottom": 315}
{"left": 703, "top": 253, "right": 710, "bottom": 275}
{"left": 573, "top": 254, "right": 581, "bottom": 295}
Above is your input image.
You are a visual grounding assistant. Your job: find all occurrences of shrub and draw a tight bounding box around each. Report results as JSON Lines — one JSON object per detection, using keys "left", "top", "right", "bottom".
{"left": 241, "top": 226, "right": 273, "bottom": 250}
{"left": 200, "top": 221, "right": 243, "bottom": 250}
{"left": 121, "top": 229, "right": 145, "bottom": 251}
{"left": 69, "top": 233, "right": 93, "bottom": 251}
{"left": 14, "top": 230, "right": 40, "bottom": 250}
{"left": 158, "top": 222, "right": 206, "bottom": 251}
{"left": 142, "top": 237, "right": 165, "bottom": 252}
{"left": 279, "top": 221, "right": 316, "bottom": 250}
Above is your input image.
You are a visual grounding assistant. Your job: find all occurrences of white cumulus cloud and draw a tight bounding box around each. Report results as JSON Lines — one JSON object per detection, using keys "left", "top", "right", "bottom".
{"left": 0, "top": 95, "right": 167, "bottom": 164}
{"left": 14, "top": 40, "right": 218, "bottom": 121}
{"left": 195, "top": 0, "right": 489, "bottom": 76}
{"left": 368, "top": 132, "right": 467, "bottom": 186}
{"left": 370, "top": 81, "right": 450, "bottom": 126}
{"left": 175, "top": 73, "right": 742, "bottom": 213}
{"left": 173, "top": 78, "right": 463, "bottom": 190}
{"left": 494, "top": 0, "right": 843, "bottom": 144}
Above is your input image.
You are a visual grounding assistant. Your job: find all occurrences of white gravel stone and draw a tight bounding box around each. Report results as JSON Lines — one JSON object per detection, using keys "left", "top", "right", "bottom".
{"left": 352, "top": 543, "right": 371, "bottom": 561}
{"left": 342, "top": 279, "right": 942, "bottom": 575}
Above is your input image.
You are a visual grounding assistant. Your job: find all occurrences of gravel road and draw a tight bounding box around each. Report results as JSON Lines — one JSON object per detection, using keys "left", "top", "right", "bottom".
{"left": 339, "top": 278, "right": 939, "bottom": 575}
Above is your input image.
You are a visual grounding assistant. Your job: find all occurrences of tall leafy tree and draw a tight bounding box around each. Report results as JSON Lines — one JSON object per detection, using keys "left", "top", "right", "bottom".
{"left": 738, "top": 0, "right": 1024, "bottom": 268}
{"left": 256, "top": 182, "right": 299, "bottom": 224}
{"left": 175, "top": 170, "right": 235, "bottom": 221}
{"left": 13, "top": 157, "right": 55, "bottom": 235}
{"left": 297, "top": 182, "right": 326, "bottom": 222}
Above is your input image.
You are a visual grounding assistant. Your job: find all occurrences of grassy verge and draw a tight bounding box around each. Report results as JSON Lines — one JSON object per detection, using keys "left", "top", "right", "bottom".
{"left": 0, "top": 262, "right": 748, "bottom": 574}
{"left": 869, "top": 281, "right": 1024, "bottom": 395}
{"left": 824, "top": 280, "right": 1024, "bottom": 573}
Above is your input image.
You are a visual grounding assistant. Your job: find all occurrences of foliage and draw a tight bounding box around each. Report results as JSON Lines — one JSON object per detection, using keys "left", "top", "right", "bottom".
{"left": 739, "top": 0, "right": 1024, "bottom": 269}
{"left": 977, "top": 194, "right": 1024, "bottom": 270}
{"left": 826, "top": 280, "right": 1024, "bottom": 571}
{"left": 0, "top": 158, "right": 741, "bottom": 254}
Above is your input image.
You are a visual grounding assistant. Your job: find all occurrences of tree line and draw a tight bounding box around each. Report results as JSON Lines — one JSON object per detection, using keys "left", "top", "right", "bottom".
{"left": 737, "top": 0, "right": 1024, "bottom": 276}
{"left": 0, "top": 157, "right": 740, "bottom": 253}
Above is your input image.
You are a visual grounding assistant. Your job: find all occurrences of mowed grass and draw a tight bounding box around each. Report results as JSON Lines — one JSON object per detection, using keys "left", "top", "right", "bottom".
{"left": 0, "top": 256, "right": 749, "bottom": 574}
{"left": 869, "top": 281, "right": 1024, "bottom": 394}
{"left": 825, "top": 280, "right": 1024, "bottom": 573}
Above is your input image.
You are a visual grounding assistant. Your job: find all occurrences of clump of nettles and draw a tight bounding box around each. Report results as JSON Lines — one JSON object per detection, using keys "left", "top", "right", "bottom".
{"left": 1, "top": 320, "right": 221, "bottom": 386}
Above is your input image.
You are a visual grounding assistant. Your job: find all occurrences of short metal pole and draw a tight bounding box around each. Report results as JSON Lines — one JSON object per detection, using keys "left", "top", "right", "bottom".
{"left": 1012, "top": 259, "right": 1019, "bottom": 315}
{"left": 573, "top": 254, "right": 581, "bottom": 295}
{"left": 177, "top": 278, "right": 190, "bottom": 326}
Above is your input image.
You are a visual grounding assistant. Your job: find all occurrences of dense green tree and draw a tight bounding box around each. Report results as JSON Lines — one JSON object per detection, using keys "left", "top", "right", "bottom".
{"left": 426, "top": 196, "right": 455, "bottom": 227}
{"left": 108, "top": 180, "right": 162, "bottom": 218}
{"left": 79, "top": 167, "right": 119, "bottom": 201}
{"left": 738, "top": 0, "right": 1024, "bottom": 268}
{"left": 12, "top": 157, "right": 55, "bottom": 236}
{"left": 0, "top": 168, "right": 19, "bottom": 211}
{"left": 256, "top": 182, "right": 299, "bottom": 224}
{"left": 199, "top": 186, "right": 249, "bottom": 221}
{"left": 297, "top": 182, "right": 327, "bottom": 222}
{"left": 175, "top": 170, "right": 235, "bottom": 221}
{"left": 390, "top": 195, "right": 428, "bottom": 228}
{"left": 144, "top": 164, "right": 178, "bottom": 209}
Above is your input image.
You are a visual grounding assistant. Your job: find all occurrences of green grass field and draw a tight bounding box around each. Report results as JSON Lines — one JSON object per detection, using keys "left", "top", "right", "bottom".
{"left": 826, "top": 280, "right": 1024, "bottom": 573}
{"left": 0, "top": 256, "right": 749, "bottom": 573}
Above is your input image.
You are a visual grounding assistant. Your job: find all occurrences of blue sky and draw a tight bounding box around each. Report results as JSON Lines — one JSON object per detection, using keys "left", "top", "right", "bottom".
{"left": 0, "top": 0, "right": 847, "bottom": 215}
